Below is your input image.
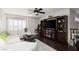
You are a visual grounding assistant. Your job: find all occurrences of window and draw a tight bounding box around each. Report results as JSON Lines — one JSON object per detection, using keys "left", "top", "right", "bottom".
{"left": 6, "top": 14, "right": 26, "bottom": 35}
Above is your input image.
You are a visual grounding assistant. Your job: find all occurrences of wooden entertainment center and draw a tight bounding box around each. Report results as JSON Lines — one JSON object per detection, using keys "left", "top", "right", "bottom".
{"left": 37, "top": 15, "right": 68, "bottom": 45}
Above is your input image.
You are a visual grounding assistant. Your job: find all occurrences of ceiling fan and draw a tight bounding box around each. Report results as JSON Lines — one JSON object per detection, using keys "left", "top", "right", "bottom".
{"left": 28, "top": 8, "right": 45, "bottom": 15}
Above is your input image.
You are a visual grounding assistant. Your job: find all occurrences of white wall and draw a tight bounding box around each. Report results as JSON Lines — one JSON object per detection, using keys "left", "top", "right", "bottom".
{"left": 27, "top": 17, "right": 39, "bottom": 34}
{"left": 70, "top": 9, "right": 79, "bottom": 28}
{"left": 0, "top": 9, "right": 6, "bottom": 32}
{"left": 0, "top": 8, "right": 40, "bottom": 34}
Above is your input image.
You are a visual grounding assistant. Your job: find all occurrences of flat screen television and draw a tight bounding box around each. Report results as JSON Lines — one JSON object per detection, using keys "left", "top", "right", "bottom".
{"left": 45, "top": 20, "right": 56, "bottom": 29}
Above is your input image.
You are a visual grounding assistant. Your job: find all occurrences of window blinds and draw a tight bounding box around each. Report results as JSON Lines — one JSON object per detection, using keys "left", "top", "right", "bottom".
{"left": 6, "top": 14, "right": 27, "bottom": 35}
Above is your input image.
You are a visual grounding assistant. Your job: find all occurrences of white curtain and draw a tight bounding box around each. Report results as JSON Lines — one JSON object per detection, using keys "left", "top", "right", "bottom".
{"left": 6, "top": 14, "right": 26, "bottom": 35}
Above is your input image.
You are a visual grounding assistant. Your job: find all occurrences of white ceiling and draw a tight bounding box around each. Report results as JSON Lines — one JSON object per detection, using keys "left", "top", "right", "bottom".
{"left": 2, "top": 8, "right": 65, "bottom": 17}
{"left": 43, "top": 8, "right": 64, "bottom": 13}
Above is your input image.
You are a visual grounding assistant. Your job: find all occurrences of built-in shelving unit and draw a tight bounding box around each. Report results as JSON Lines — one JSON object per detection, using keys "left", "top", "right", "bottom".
{"left": 37, "top": 15, "right": 68, "bottom": 44}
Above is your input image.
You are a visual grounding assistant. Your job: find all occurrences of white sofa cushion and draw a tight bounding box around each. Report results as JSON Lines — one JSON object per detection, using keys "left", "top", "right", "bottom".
{"left": 7, "top": 35, "right": 20, "bottom": 44}
{"left": 0, "top": 39, "right": 6, "bottom": 50}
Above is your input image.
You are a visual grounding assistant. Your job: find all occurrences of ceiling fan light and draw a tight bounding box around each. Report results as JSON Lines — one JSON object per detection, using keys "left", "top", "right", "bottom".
{"left": 35, "top": 12, "right": 38, "bottom": 15}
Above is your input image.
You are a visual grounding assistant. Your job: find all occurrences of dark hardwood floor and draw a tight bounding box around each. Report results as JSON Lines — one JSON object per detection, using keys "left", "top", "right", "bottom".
{"left": 38, "top": 37, "right": 76, "bottom": 51}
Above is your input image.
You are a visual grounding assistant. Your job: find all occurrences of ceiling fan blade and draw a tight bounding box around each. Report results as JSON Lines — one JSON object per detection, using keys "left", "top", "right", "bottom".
{"left": 39, "top": 8, "right": 43, "bottom": 10}
{"left": 39, "top": 12, "right": 45, "bottom": 14}
{"left": 35, "top": 8, "right": 38, "bottom": 10}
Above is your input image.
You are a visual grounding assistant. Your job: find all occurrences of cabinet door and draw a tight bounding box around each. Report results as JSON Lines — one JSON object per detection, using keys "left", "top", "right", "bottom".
{"left": 57, "top": 32, "right": 67, "bottom": 43}
{"left": 57, "top": 16, "right": 68, "bottom": 44}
